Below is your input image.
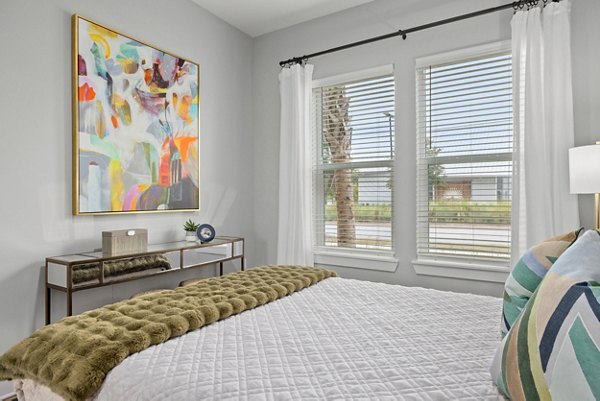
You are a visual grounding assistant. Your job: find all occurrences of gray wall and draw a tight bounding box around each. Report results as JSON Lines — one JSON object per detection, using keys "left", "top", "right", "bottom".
{"left": 252, "top": 0, "right": 600, "bottom": 294}
{"left": 571, "top": 0, "right": 600, "bottom": 225}
{"left": 1, "top": 0, "right": 599, "bottom": 395}
{"left": 0, "top": 0, "right": 254, "bottom": 390}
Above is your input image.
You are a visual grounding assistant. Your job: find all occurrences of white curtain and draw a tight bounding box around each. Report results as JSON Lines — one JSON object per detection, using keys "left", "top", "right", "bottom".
{"left": 511, "top": 0, "right": 579, "bottom": 261}
{"left": 277, "top": 64, "right": 314, "bottom": 266}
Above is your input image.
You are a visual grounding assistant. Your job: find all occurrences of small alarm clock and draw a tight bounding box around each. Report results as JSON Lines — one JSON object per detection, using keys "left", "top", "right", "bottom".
{"left": 196, "top": 224, "right": 216, "bottom": 243}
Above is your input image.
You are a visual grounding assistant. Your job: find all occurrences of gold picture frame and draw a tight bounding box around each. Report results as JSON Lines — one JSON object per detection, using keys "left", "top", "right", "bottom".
{"left": 72, "top": 14, "right": 200, "bottom": 215}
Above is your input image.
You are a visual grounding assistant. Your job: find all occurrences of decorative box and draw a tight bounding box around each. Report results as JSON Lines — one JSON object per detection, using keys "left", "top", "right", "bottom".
{"left": 102, "top": 229, "right": 148, "bottom": 256}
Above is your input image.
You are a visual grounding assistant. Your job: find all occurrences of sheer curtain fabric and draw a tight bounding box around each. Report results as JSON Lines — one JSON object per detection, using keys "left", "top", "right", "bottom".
{"left": 277, "top": 64, "right": 314, "bottom": 265}
{"left": 511, "top": 0, "right": 579, "bottom": 261}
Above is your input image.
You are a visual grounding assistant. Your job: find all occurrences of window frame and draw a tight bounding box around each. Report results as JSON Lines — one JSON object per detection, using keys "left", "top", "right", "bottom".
{"left": 413, "top": 41, "right": 513, "bottom": 282}
{"left": 312, "top": 65, "right": 398, "bottom": 271}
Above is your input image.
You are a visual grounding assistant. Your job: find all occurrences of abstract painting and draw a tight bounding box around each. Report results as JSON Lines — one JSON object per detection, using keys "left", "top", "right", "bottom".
{"left": 73, "top": 15, "right": 199, "bottom": 214}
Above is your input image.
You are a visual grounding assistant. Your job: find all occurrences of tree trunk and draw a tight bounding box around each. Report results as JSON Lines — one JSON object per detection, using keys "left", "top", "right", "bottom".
{"left": 323, "top": 86, "right": 356, "bottom": 247}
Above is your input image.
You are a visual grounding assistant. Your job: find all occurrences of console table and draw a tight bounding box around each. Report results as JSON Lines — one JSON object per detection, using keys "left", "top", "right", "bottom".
{"left": 45, "top": 236, "right": 244, "bottom": 324}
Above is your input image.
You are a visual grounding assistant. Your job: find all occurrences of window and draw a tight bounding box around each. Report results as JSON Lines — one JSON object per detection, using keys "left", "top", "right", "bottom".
{"left": 416, "top": 43, "right": 513, "bottom": 267}
{"left": 312, "top": 67, "right": 395, "bottom": 258}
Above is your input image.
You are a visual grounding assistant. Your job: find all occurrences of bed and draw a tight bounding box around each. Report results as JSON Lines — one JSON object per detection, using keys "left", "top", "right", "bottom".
{"left": 10, "top": 273, "right": 504, "bottom": 401}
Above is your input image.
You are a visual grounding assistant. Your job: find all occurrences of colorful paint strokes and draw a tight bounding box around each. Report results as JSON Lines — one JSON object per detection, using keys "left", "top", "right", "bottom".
{"left": 73, "top": 15, "right": 199, "bottom": 214}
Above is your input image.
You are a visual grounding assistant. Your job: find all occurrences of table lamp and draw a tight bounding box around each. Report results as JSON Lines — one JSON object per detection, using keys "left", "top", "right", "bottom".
{"left": 569, "top": 142, "right": 600, "bottom": 229}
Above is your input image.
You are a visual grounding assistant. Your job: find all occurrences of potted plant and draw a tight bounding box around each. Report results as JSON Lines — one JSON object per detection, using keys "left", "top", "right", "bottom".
{"left": 183, "top": 219, "right": 200, "bottom": 242}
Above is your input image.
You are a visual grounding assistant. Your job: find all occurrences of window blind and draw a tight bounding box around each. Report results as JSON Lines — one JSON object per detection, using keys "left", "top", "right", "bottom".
{"left": 313, "top": 74, "right": 395, "bottom": 251}
{"left": 416, "top": 50, "right": 513, "bottom": 263}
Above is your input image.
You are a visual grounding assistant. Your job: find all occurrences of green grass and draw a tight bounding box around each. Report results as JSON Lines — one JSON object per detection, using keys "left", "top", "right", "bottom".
{"left": 325, "top": 204, "right": 391, "bottom": 222}
{"left": 324, "top": 200, "right": 511, "bottom": 224}
{"left": 428, "top": 200, "right": 511, "bottom": 224}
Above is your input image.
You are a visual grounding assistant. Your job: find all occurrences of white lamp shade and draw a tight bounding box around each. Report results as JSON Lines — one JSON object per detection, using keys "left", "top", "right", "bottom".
{"left": 569, "top": 145, "right": 600, "bottom": 194}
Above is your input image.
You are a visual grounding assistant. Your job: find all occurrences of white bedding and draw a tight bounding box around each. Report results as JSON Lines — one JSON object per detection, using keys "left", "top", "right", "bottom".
{"left": 17, "top": 277, "right": 504, "bottom": 400}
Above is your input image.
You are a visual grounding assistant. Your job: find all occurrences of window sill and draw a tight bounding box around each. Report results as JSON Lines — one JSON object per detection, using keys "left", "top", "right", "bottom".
{"left": 412, "top": 258, "right": 510, "bottom": 283}
{"left": 314, "top": 248, "right": 398, "bottom": 272}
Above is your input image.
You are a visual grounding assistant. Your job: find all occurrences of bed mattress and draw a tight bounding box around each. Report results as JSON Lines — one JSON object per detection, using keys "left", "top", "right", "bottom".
{"left": 16, "top": 277, "right": 504, "bottom": 400}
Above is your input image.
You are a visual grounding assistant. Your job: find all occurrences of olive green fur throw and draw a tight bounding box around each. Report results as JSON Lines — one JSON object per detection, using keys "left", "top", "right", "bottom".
{"left": 72, "top": 254, "right": 172, "bottom": 284}
{"left": 0, "top": 265, "right": 336, "bottom": 401}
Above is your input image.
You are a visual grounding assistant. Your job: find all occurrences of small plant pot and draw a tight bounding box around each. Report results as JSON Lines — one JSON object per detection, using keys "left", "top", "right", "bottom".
{"left": 185, "top": 231, "right": 197, "bottom": 242}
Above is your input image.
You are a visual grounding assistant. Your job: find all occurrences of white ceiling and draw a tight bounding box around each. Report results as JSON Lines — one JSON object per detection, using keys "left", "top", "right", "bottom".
{"left": 191, "top": 0, "right": 375, "bottom": 37}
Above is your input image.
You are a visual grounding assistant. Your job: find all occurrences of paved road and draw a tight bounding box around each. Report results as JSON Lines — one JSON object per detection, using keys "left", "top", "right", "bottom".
{"left": 325, "top": 222, "right": 510, "bottom": 244}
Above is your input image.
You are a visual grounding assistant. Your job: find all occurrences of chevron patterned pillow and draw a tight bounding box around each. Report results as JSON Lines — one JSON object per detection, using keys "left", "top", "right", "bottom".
{"left": 491, "top": 229, "right": 600, "bottom": 401}
{"left": 501, "top": 228, "right": 582, "bottom": 336}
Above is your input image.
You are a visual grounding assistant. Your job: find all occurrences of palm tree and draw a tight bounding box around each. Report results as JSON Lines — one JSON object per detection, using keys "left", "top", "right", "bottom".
{"left": 323, "top": 86, "right": 356, "bottom": 247}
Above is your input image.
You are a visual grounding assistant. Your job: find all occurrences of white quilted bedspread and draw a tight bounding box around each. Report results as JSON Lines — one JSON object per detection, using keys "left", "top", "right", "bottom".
{"left": 18, "top": 277, "right": 505, "bottom": 401}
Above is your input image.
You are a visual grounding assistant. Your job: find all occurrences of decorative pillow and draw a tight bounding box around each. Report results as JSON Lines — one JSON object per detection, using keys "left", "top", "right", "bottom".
{"left": 491, "top": 229, "right": 600, "bottom": 401}
{"left": 501, "top": 228, "right": 582, "bottom": 336}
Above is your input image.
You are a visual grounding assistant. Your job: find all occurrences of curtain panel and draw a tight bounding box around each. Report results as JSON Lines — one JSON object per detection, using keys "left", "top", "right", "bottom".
{"left": 511, "top": 0, "right": 579, "bottom": 261}
{"left": 277, "top": 64, "right": 314, "bottom": 265}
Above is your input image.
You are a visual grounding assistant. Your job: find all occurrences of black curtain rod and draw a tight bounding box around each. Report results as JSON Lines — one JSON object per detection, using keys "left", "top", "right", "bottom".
{"left": 279, "top": 0, "right": 558, "bottom": 67}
